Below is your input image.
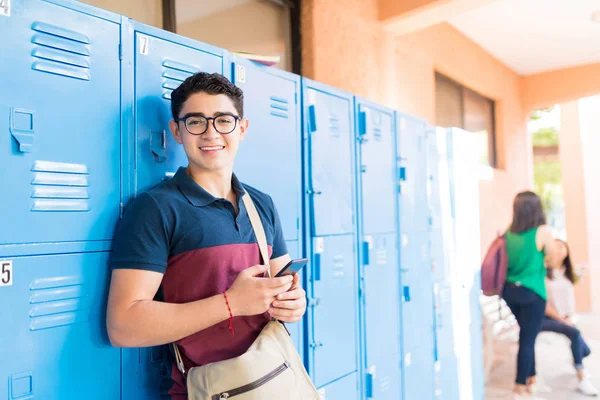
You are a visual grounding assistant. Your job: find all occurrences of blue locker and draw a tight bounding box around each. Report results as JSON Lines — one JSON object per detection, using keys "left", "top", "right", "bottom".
{"left": 305, "top": 84, "right": 355, "bottom": 237}
{"left": 0, "top": 250, "right": 120, "bottom": 399}
{"left": 355, "top": 99, "right": 401, "bottom": 400}
{"left": 0, "top": 0, "right": 121, "bottom": 246}
{"left": 403, "top": 345, "right": 435, "bottom": 400}
{"left": 310, "top": 235, "right": 358, "bottom": 387}
{"left": 230, "top": 56, "right": 302, "bottom": 242}
{"left": 395, "top": 113, "right": 432, "bottom": 354}
{"left": 121, "top": 20, "right": 229, "bottom": 400}
{"left": 130, "top": 21, "right": 227, "bottom": 197}
{"left": 303, "top": 79, "right": 360, "bottom": 395}
{"left": 436, "top": 355, "right": 460, "bottom": 400}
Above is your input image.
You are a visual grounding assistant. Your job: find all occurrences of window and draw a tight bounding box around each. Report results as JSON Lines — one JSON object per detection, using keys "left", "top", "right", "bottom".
{"left": 435, "top": 72, "right": 497, "bottom": 168}
{"left": 176, "top": 0, "right": 294, "bottom": 72}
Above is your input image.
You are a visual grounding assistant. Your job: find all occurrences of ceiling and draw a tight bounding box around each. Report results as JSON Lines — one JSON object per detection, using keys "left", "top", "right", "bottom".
{"left": 449, "top": 0, "right": 600, "bottom": 75}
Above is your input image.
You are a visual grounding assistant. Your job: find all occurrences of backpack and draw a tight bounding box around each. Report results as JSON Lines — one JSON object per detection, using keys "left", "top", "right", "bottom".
{"left": 481, "top": 233, "right": 508, "bottom": 297}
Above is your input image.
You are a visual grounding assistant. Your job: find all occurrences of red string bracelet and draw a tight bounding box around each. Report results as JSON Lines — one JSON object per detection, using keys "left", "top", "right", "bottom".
{"left": 223, "top": 291, "right": 234, "bottom": 336}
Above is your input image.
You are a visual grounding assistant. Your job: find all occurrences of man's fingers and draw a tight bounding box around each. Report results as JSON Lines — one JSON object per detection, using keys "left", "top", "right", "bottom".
{"left": 271, "top": 298, "right": 303, "bottom": 310}
{"left": 276, "top": 288, "right": 305, "bottom": 301}
{"left": 269, "top": 307, "right": 304, "bottom": 322}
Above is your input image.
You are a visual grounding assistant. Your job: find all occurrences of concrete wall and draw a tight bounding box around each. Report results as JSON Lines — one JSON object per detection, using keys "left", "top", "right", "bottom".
{"left": 302, "top": 0, "right": 532, "bottom": 257}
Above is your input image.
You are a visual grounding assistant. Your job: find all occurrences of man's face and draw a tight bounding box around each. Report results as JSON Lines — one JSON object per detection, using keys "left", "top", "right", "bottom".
{"left": 169, "top": 92, "right": 248, "bottom": 173}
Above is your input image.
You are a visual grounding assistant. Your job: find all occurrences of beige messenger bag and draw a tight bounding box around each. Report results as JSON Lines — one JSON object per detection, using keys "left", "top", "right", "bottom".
{"left": 172, "top": 193, "right": 320, "bottom": 400}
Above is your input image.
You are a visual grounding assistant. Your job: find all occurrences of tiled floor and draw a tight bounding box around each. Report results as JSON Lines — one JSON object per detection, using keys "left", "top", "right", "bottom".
{"left": 485, "top": 313, "right": 599, "bottom": 399}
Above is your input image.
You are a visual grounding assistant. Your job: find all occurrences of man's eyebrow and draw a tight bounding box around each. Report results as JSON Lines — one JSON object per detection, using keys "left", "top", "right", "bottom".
{"left": 181, "top": 111, "right": 236, "bottom": 118}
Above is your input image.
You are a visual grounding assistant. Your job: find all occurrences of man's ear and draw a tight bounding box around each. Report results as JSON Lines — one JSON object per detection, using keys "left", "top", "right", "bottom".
{"left": 170, "top": 120, "right": 183, "bottom": 144}
{"left": 239, "top": 118, "right": 249, "bottom": 141}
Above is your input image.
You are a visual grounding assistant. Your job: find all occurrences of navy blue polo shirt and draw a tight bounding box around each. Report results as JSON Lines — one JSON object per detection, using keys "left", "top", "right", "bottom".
{"left": 110, "top": 167, "right": 288, "bottom": 399}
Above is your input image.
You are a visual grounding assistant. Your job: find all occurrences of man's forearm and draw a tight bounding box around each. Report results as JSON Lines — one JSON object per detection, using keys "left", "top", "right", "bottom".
{"left": 108, "top": 294, "right": 230, "bottom": 348}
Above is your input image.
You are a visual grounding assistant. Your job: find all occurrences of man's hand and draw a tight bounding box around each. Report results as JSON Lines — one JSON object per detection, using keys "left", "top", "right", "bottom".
{"left": 228, "top": 264, "right": 294, "bottom": 317}
{"left": 268, "top": 273, "right": 307, "bottom": 323}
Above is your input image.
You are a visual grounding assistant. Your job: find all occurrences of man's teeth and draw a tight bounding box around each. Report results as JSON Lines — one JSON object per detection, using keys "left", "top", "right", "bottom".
{"left": 201, "top": 146, "right": 224, "bottom": 150}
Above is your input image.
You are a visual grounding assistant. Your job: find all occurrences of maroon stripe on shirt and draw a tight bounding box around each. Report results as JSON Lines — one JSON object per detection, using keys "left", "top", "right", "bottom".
{"left": 163, "top": 243, "right": 274, "bottom": 398}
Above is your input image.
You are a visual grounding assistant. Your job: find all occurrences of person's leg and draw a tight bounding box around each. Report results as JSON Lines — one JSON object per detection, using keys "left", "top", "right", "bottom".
{"left": 513, "top": 287, "right": 546, "bottom": 390}
{"left": 503, "top": 284, "right": 528, "bottom": 394}
{"left": 542, "top": 317, "right": 586, "bottom": 371}
{"left": 582, "top": 337, "right": 591, "bottom": 359}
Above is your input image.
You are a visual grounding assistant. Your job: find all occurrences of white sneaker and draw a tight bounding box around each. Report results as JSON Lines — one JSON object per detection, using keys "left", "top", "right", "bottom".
{"left": 577, "top": 379, "right": 599, "bottom": 397}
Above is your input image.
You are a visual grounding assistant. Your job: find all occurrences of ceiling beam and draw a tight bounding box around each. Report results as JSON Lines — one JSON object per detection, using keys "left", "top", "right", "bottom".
{"left": 379, "top": 0, "right": 499, "bottom": 35}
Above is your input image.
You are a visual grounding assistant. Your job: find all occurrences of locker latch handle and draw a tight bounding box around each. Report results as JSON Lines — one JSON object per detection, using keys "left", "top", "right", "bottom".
{"left": 151, "top": 130, "right": 167, "bottom": 163}
{"left": 398, "top": 166, "right": 407, "bottom": 181}
{"left": 403, "top": 286, "right": 411, "bottom": 302}
{"left": 9, "top": 107, "right": 35, "bottom": 153}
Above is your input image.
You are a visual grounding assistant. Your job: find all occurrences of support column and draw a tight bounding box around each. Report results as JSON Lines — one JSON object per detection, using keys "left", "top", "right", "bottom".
{"left": 558, "top": 99, "right": 599, "bottom": 312}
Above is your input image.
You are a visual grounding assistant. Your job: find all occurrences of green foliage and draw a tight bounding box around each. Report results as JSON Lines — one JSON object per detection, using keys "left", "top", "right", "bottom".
{"left": 531, "top": 127, "right": 559, "bottom": 147}
{"left": 534, "top": 161, "right": 562, "bottom": 217}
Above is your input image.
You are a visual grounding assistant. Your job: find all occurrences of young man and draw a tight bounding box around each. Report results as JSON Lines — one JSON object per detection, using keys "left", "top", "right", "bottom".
{"left": 106, "top": 72, "right": 307, "bottom": 399}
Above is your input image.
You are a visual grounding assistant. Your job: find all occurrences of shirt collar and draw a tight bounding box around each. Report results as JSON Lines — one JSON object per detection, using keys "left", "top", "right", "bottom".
{"left": 173, "top": 167, "right": 246, "bottom": 207}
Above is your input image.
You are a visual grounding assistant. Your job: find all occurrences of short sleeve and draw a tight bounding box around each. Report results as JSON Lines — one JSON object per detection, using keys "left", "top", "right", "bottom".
{"left": 110, "top": 192, "right": 170, "bottom": 274}
{"left": 269, "top": 196, "right": 288, "bottom": 259}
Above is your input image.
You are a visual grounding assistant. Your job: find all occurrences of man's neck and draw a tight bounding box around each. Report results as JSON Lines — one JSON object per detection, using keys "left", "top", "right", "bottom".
{"left": 186, "top": 164, "right": 234, "bottom": 200}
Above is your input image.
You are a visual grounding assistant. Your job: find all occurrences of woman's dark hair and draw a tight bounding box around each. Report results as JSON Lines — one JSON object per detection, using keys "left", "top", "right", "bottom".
{"left": 509, "top": 191, "right": 546, "bottom": 234}
{"left": 170, "top": 72, "right": 244, "bottom": 120}
{"left": 547, "top": 239, "right": 576, "bottom": 284}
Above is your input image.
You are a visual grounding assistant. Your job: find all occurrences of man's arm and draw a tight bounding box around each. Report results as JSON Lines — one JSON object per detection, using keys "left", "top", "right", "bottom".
{"left": 107, "top": 269, "right": 229, "bottom": 347}
{"left": 107, "top": 264, "right": 294, "bottom": 348}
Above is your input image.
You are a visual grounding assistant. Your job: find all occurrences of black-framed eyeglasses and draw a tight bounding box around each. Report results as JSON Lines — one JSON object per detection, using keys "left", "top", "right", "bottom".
{"left": 174, "top": 113, "right": 240, "bottom": 135}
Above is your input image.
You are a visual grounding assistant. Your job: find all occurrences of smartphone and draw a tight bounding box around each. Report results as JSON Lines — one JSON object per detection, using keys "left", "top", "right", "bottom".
{"left": 275, "top": 258, "right": 309, "bottom": 277}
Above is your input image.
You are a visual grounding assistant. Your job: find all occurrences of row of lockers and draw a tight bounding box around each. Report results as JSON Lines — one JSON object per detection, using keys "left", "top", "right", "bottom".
{"left": 0, "top": 1, "right": 483, "bottom": 399}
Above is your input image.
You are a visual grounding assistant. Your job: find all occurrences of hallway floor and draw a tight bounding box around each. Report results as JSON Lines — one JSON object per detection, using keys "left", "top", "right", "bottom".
{"left": 485, "top": 313, "right": 600, "bottom": 399}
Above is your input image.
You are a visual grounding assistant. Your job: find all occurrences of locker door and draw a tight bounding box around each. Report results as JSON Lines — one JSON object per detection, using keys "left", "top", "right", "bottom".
{"left": 396, "top": 113, "right": 429, "bottom": 353}
{"left": 306, "top": 88, "right": 354, "bottom": 237}
{"left": 363, "top": 235, "right": 401, "bottom": 400}
{"left": 403, "top": 345, "right": 434, "bottom": 400}
{"left": 0, "top": 251, "right": 120, "bottom": 399}
{"left": 311, "top": 235, "right": 359, "bottom": 387}
{"left": 231, "top": 59, "right": 301, "bottom": 241}
{"left": 133, "top": 29, "right": 224, "bottom": 195}
{"left": 0, "top": 1, "right": 121, "bottom": 245}
{"left": 437, "top": 355, "right": 460, "bottom": 400}
{"left": 357, "top": 102, "right": 401, "bottom": 400}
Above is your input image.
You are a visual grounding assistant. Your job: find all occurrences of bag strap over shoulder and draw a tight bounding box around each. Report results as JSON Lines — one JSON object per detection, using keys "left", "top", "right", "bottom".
{"left": 241, "top": 192, "right": 271, "bottom": 277}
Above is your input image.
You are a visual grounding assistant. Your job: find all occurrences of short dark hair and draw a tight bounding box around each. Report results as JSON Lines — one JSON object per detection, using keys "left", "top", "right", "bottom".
{"left": 170, "top": 72, "right": 244, "bottom": 120}
{"left": 509, "top": 191, "right": 546, "bottom": 234}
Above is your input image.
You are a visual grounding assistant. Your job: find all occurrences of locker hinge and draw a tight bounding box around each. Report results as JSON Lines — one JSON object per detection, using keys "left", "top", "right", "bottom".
{"left": 118, "top": 44, "right": 123, "bottom": 61}
{"left": 294, "top": 92, "right": 297, "bottom": 104}
{"left": 365, "top": 372, "right": 374, "bottom": 398}
{"left": 119, "top": 202, "right": 124, "bottom": 218}
{"left": 429, "top": 216, "right": 433, "bottom": 226}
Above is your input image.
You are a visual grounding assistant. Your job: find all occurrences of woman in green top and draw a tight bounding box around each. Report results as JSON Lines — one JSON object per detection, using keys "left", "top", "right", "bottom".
{"left": 502, "top": 191, "right": 559, "bottom": 398}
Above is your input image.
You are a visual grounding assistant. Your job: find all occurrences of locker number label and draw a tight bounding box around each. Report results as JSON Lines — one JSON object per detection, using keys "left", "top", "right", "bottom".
{"left": 0, "top": 0, "right": 10, "bottom": 17}
{"left": 1, "top": 261, "right": 12, "bottom": 287}
{"left": 236, "top": 65, "right": 246, "bottom": 83}
{"left": 139, "top": 35, "right": 150, "bottom": 55}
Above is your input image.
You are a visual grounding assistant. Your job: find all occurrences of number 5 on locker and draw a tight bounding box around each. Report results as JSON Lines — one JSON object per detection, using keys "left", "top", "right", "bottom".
{"left": 1, "top": 260, "right": 12, "bottom": 286}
